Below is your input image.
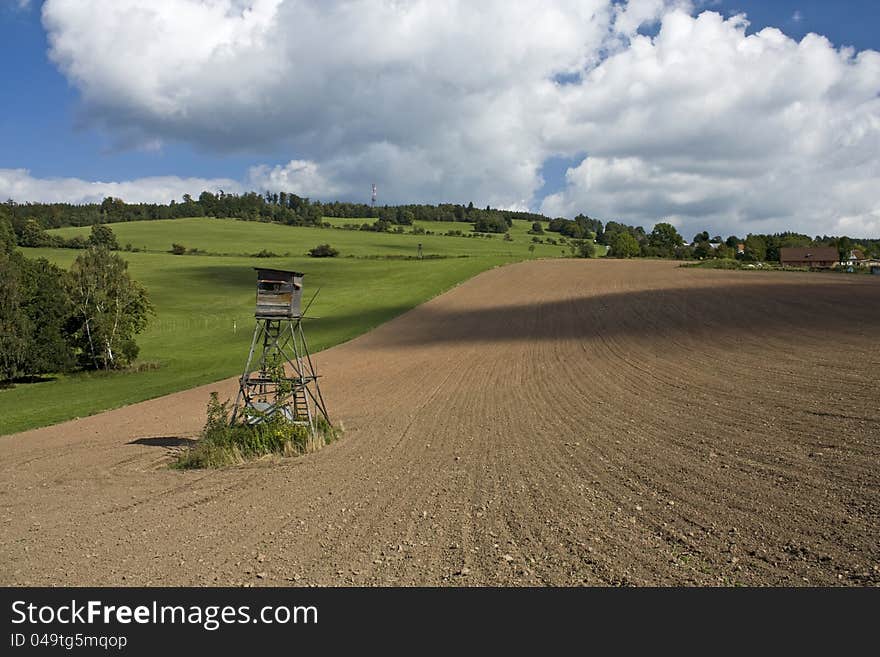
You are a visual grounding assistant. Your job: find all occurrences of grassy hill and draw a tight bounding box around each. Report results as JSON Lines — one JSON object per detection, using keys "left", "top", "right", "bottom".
{"left": 48, "top": 216, "right": 573, "bottom": 259}
{"left": 2, "top": 217, "right": 586, "bottom": 434}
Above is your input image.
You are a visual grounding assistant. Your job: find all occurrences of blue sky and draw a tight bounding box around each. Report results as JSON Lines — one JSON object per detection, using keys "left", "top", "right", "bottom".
{"left": 1, "top": 1, "right": 878, "bottom": 237}
{"left": 0, "top": 2, "right": 256, "bottom": 182}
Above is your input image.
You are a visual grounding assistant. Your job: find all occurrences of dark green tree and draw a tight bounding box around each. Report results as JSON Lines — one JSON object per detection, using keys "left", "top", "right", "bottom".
{"left": 740, "top": 234, "right": 767, "bottom": 262}
{"left": 570, "top": 239, "right": 596, "bottom": 258}
{"left": 473, "top": 213, "right": 508, "bottom": 234}
{"left": 0, "top": 251, "right": 30, "bottom": 380}
{"left": 0, "top": 210, "right": 15, "bottom": 253}
{"left": 837, "top": 236, "right": 853, "bottom": 264}
{"left": 714, "top": 243, "right": 734, "bottom": 259}
{"left": 18, "top": 219, "right": 51, "bottom": 247}
{"left": 19, "top": 257, "right": 76, "bottom": 375}
{"left": 0, "top": 252, "right": 74, "bottom": 380}
{"left": 610, "top": 231, "right": 640, "bottom": 258}
{"left": 693, "top": 240, "right": 715, "bottom": 259}
{"left": 88, "top": 224, "right": 119, "bottom": 250}
{"left": 648, "top": 222, "right": 684, "bottom": 257}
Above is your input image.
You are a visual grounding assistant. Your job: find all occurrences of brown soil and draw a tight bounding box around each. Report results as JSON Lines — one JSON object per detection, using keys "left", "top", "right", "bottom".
{"left": 1, "top": 260, "right": 878, "bottom": 586}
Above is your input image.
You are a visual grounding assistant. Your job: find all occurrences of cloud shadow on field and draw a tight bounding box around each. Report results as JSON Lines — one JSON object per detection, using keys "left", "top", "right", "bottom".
{"left": 171, "top": 264, "right": 255, "bottom": 291}
{"left": 335, "top": 278, "right": 880, "bottom": 347}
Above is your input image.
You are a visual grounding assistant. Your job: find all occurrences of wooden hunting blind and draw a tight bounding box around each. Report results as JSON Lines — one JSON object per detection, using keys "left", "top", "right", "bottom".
{"left": 230, "top": 268, "right": 330, "bottom": 433}
{"left": 255, "top": 268, "right": 304, "bottom": 318}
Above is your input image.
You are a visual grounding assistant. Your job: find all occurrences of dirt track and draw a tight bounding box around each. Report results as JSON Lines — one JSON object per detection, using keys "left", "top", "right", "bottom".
{"left": 2, "top": 260, "right": 879, "bottom": 586}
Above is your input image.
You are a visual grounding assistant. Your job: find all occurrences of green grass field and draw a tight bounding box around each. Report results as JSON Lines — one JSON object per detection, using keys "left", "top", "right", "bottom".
{"left": 48, "top": 216, "right": 574, "bottom": 259}
{"left": 1, "top": 217, "right": 589, "bottom": 435}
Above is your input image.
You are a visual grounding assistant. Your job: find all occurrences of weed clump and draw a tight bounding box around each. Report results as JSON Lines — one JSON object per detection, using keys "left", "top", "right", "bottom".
{"left": 173, "top": 392, "right": 339, "bottom": 469}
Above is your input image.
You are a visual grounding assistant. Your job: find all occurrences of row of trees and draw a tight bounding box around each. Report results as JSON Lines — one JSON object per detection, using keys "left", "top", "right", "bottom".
{"left": 0, "top": 210, "right": 151, "bottom": 382}
{"left": 15, "top": 218, "right": 121, "bottom": 250}
{"left": 5, "top": 194, "right": 546, "bottom": 234}
{"left": 544, "top": 217, "right": 689, "bottom": 258}
{"left": 547, "top": 215, "right": 880, "bottom": 262}
{"left": 5, "top": 191, "right": 323, "bottom": 232}
{"left": 320, "top": 200, "right": 547, "bottom": 226}
{"left": 6, "top": 192, "right": 879, "bottom": 262}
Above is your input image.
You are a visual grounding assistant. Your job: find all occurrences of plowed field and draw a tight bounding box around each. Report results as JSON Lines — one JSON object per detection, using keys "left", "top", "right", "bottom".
{"left": 2, "top": 260, "right": 878, "bottom": 586}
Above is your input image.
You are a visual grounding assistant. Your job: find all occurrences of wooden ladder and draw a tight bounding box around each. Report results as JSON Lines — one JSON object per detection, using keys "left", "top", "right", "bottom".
{"left": 292, "top": 387, "right": 310, "bottom": 423}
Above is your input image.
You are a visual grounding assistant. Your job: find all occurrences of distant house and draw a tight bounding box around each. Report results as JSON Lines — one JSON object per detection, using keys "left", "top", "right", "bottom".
{"left": 846, "top": 249, "right": 867, "bottom": 266}
{"left": 779, "top": 246, "right": 839, "bottom": 268}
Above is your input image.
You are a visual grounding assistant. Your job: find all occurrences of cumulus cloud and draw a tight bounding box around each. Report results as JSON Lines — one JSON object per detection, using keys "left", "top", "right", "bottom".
{"left": 248, "top": 159, "right": 342, "bottom": 199}
{"left": 34, "top": 1, "right": 880, "bottom": 237}
{"left": 0, "top": 168, "right": 241, "bottom": 204}
{"left": 39, "top": 0, "right": 639, "bottom": 208}
{"left": 541, "top": 10, "right": 880, "bottom": 237}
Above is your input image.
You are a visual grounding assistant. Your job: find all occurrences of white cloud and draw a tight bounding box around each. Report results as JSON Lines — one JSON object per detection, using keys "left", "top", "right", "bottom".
{"left": 248, "top": 159, "right": 341, "bottom": 199}
{"left": 39, "top": 0, "right": 637, "bottom": 208}
{"left": 0, "top": 168, "right": 241, "bottom": 204}
{"left": 32, "top": 1, "right": 880, "bottom": 237}
{"left": 541, "top": 10, "right": 880, "bottom": 237}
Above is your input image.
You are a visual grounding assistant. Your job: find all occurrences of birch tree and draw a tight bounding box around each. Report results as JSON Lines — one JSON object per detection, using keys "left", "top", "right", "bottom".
{"left": 67, "top": 247, "right": 152, "bottom": 370}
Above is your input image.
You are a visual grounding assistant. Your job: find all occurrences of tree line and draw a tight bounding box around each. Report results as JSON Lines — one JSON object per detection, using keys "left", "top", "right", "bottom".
{"left": 539, "top": 214, "right": 880, "bottom": 261}
{"left": 4, "top": 193, "right": 544, "bottom": 235}
{"left": 5, "top": 192, "right": 878, "bottom": 261}
{"left": 0, "top": 208, "right": 151, "bottom": 382}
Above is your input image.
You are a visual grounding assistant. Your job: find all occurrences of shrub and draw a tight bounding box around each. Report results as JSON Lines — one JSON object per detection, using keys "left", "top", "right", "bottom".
{"left": 308, "top": 243, "right": 339, "bottom": 257}
{"left": 170, "top": 243, "right": 187, "bottom": 255}
{"left": 174, "top": 393, "right": 340, "bottom": 469}
{"left": 570, "top": 239, "right": 596, "bottom": 258}
{"left": 473, "top": 213, "right": 509, "bottom": 234}
{"left": 88, "top": 224, "right": 119, "bottom": 250}
{"left": 63, "top": 236, "right": 89, "bottom": 249}
{"left": 252, "top": 249, "right": 279, "bottom": 258}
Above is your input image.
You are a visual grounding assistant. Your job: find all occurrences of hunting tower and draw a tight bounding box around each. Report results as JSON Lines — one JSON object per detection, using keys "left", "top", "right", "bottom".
{"left": 230, "top": 268, "right": 330, "bottom": 433}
